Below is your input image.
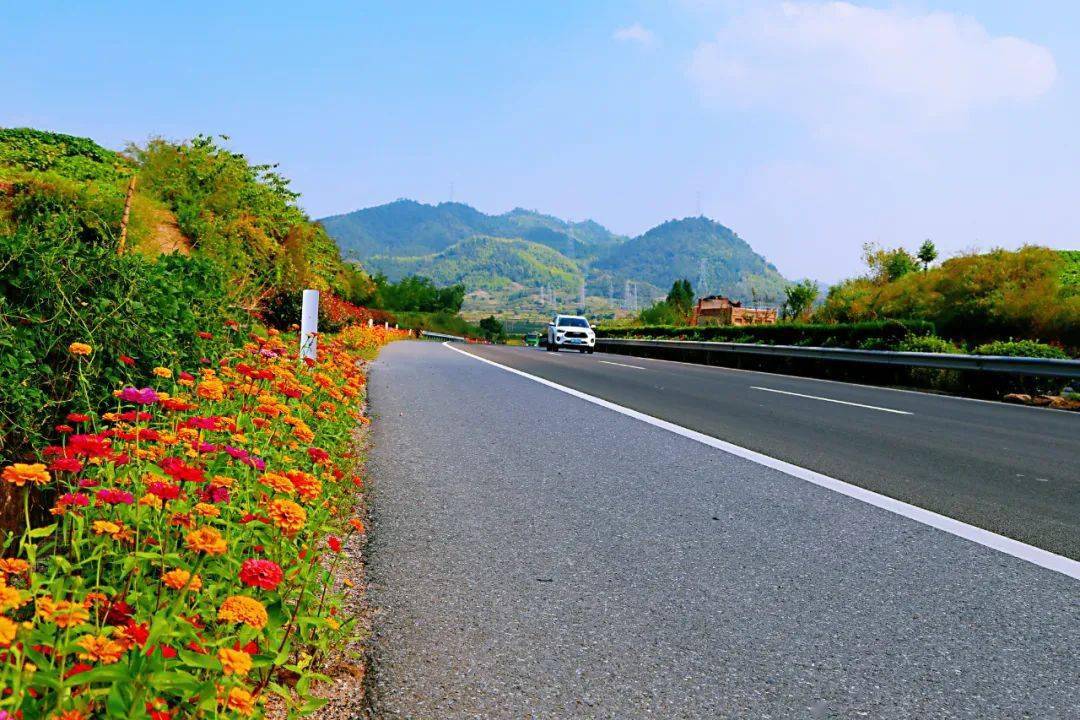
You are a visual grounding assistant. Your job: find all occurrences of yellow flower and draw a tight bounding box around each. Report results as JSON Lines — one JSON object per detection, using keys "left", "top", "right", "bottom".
{"left": 68, "top": 342, "right": 93, "bottom": 356}
{"left": 2, "top": 463, "right": 50, "bottom": 487}
{"left": 138, "top": 493, "right": 163, "bottom": 510}
{"left": 218, "top": 647, "right": 253, "bottom": 676}
{"left": 217, "top": 596, "right": 268, "bottom": 630}
{"left": 0, "top": 616, "right": 17, "bottom": 646}
{"left": 153, "top": 366, "right": 173, "bottom": 378}
{"left": 186, "top": 526, "right": 227, "bottom": 555}
{"left": 92, "top": 520, "right": 122, "bottom": 537}
{"left": 0, "top": 585, "right": 24, "bottom": 612}
{"left": 197, "top": 378, "right": 225, "bottom": 401}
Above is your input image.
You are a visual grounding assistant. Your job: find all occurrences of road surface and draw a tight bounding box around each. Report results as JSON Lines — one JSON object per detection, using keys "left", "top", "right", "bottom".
{"left": 365, "top": 341, "right": 1078, "bottom": 720}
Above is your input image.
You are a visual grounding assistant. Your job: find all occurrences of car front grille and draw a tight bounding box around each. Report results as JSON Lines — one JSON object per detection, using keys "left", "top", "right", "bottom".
{"left": 564, "top": 331, "right": 587, "bottom": 338}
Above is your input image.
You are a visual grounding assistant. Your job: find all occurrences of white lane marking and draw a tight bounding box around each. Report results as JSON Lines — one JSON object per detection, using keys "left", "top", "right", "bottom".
{"left": 750, "top": 386, "right": 912, "bottom": 415}
{"left": 599, "top": 360, "right": 646, "bottom": 370}
{"left": 444, "top": 342, "right": 1080, "bottom": 581}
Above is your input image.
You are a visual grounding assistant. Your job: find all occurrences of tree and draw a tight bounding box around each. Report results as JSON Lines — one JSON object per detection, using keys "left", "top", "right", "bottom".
{"left": 478, "top": 315, "right": 505, "bottom": 342}
{"left": 917, "top": 239, "right": 938, "bottom": 270}
{"left": 666, "top": 279, "right": 695, "bottom": 314}
{"left": 782, "top": 279, "right": 819, "bottom": 321}
{"left": 863, "top": 242, "right": 918, "bottom": 283}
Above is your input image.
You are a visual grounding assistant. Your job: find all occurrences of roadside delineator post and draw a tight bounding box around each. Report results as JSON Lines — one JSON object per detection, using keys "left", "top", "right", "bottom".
{"left": 300, "top": 289, "right": 319, "bottom": 361}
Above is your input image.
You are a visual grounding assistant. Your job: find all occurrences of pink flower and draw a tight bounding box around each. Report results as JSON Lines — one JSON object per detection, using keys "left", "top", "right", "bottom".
{"left": 119, "top": 387, "right": 159, "bottom": 405}
{"left": 239, "top": 559, "right": 284, "bottom": 590}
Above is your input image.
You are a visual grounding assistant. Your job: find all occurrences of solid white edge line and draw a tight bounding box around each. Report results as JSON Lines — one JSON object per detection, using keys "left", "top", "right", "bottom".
{"left": 443, "top": 342, "right": 1080, "bottom": 581}
{"left": 751, "top": 386, "right": 913, "bottom": 415}
{"left": 599, "top": 360, "right": 646, "bottom": 370}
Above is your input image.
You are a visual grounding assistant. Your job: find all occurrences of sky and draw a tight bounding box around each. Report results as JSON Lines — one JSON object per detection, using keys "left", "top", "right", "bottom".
{"left": 2, "top": 1, "right": 1077, "bottom": 281}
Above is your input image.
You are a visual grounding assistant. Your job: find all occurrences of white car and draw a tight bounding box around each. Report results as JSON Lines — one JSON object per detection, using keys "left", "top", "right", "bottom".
{"left": 546, "top": 314, "right": 596, "bottom": 353}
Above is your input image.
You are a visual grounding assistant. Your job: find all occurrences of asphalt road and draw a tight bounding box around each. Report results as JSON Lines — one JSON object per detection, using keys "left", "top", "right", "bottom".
{"left": 459, "top": 343, "right": 1080, "bottom": 560}
{"left": 365, "top": 341, "right": 1079, "bottom": 720}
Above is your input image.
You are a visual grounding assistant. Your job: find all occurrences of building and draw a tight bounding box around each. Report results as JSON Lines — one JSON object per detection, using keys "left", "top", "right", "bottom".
{"left": 691, "top": 295, "right": 777, "bottom": 326}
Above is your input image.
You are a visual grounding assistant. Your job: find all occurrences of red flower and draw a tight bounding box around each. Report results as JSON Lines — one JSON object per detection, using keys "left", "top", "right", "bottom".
{"left": 67, "top": 413, "right": 90, "bottom": 423}
{"left": 239, "top": 558, "right": 284, "bottom": 590}
{"left": 119, "top": 355, "right": 136, "bottom": 366}
{"left": 49, "top": 457, "right": 83, "bottom": 473}
{"left": 197, "top": 331, "right": 214, "bottom": 340}
{"left": 328, "top": 536, "right": 342, "bottom": 553}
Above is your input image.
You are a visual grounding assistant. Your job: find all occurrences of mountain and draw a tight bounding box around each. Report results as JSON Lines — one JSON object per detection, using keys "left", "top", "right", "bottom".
{"left": 592, "top": 217, "right": 788, "bottom": 305}
{"left": 320, "top": 199, "right": 625, "bottom": 261}
{"left": 372, "top": 235, "right": 582, "bottom": 293}
{"left": 318, "top": 200, "right": 789, "bottom": 312}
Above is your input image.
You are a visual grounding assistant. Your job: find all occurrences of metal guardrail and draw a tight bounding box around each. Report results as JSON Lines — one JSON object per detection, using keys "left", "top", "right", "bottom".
{"left": 420, "top": 331, "right": 466, "bottom": 343}
{"left": 596, "top": 338, "right": 1080, "bottom": 379}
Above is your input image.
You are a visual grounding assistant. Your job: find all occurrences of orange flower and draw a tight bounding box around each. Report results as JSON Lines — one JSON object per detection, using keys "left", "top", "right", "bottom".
{"left": 37, "top": 597, "right": 89, "bottom": 628}
{"left": 217, "top": 596, "right": 268, "bottom": 630}
{"left": 92, "top": 520, "right": 122, "bottom": 537}
{"left": 218, "top": 647, "right": 253, "bottom": 676}
{"left": 186, "top": 526, "right": 227, "bottom": 555}
{"left": 153, "top": 366, "right": 173, "bottom": 378}
{"left": 0, "top": 615, "right": 17, "bottom": 646}
{"left": 349, "top": 518, "right": 365, "bottom": 534}
{"left": 194, "top": 502, "right": 221, "bottom": 518}
{"left": 259, "top": 473, "right": 294, "bottom": 495}
{"left": 68, "top": 342, "right": 93, "bottom": 356}
{"left": 197, "top": 377, "right": 225, "bottom": 401}
{"left": 0, "top": 584, "right": 25, "bottom": 613}
{"left": 162, "top": 569, "right": 202, "bottom": 591}
{"left": 2, "top": 463, "right": 50, "bottom": 487}
{"left": 0, "top": 558, "right": 29, "bottom": 576}
{"left": 76, "top": 633, "right": 126, "bottom": 664}
{"left": 267, "top": 498, "right": 306, "bottom": 536}
{"left": 222, "top": 686, "right": 256, "bottom": 716}
{"left": 285, "top": 470, "right": 321, "bottom": 502}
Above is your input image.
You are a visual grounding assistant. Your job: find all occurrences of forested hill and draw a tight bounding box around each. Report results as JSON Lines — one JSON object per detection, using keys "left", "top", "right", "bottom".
{"left": 319, "top": 200, "right": 789, "bottom": 310}
{"left": 320, "top": 199, "right": 625, "bottom": 261}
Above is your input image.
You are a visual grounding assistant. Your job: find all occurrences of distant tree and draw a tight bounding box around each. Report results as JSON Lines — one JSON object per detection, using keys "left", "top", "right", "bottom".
{"left": 917, "top": 239, "right": 938, "bottom": 270}
{"left": 782, "top": 279, "right": 819, "bottom": 321}
{"left": 478, "top": 315, "right": 505, "bottom": 342}
{"left": 373, "top": 274, "right": 466, "bottom": 312}
{"left": 863, "top": 243, "right": 918, "bottom": 283}
{"left": 666, "top": 279, "right": 695, "bottom": 314}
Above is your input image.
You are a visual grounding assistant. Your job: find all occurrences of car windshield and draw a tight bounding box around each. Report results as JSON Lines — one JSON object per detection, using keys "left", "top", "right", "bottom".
{"left": 557, "top": 317, "right": 589, "bottom": 328}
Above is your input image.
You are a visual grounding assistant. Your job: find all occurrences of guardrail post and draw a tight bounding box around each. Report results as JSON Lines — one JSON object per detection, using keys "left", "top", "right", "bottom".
{"left": 300, "top": 289, "right": 319, "bottom": 361}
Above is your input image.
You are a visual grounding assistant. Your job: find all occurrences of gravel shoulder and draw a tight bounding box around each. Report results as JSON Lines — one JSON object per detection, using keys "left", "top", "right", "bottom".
{"left": 364, "top": 341, "right": 1079, "bottom": 720}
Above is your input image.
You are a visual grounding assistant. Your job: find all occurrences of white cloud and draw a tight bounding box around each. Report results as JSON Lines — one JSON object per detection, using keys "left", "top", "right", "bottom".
{"left": 614, "top": 23, "right": 657, "bottom": 47}
{"left": 689, "top": 2, "right": 1057, "bottom": 138}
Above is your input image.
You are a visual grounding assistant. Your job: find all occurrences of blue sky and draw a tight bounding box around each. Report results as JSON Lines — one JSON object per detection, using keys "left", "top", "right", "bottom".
{"left": 3, "top": 1, "right": 1077, "bottom": 281}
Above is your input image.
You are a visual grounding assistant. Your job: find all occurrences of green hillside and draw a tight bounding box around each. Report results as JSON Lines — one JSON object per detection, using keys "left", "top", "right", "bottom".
{"left": 320, "top": 200, "right": 791, "bottom": 312}
{"left": 374, "top": 235, "right": 581, "bottom": 293}
{"left": 593, "top": 217, "right": 789, "bottom": 305}
{"left": 320, "top": 199, "right": 625, "bottom": 261}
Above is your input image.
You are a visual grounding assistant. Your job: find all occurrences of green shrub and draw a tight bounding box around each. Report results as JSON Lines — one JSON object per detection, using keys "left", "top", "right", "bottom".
{"left": 0, "top": 181, "right": 245, "bottom": 459}
{"left": 897, "top": 335, "right": 963, "bottom": 354}
{"left": 972, "top": 340, "right": 1070, "bottom": 359}
{"left": 596, "top": 319, "right": 935, "bottom": 349}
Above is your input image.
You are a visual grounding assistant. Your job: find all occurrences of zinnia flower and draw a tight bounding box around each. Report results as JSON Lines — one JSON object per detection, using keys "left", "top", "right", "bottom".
{"left": 238, "top": 559, "right": 283, "bottom": 590}
{"left": 76, "top": 633, "right": 126, "bottom": 664}
{"left": 328, "top": 536, "right": 342, "bottom": 553}
{"left": 117, "top": 387, "right": 159, "bottom": 405}
{"left": 218, "top": 647, "right": 252, "bottom": 676}
{"left": 162, "top": 569, "right": 202, "bottom": 591}
{"left": 217, "top": 596, "right": 268, "bottom": 630}
{"left": 222, "top": 687, "right": 256, "bottom": 716}
{"left": 153, "top": 367, "right": 173, "bottom": 378}
{"left": 37, "top": 597, "right": 90, "bottom": 628}
{"left": 2, "top": 463, "right": 50, "bottom": 487}
{"left": 0, "top": 616, "right": 17, "bottom": 646}
{"left": 267, "top": 498, "right": 306, "bottom": 536}
{"left": 68, "top": 342, "right": 93, "bottom": 356}
{"left": 186, "top": 526, "right": 227, "bottom": 555}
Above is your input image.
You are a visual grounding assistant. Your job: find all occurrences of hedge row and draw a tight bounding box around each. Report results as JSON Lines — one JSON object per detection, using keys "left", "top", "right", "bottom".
{"left": 596, "top": 320, "right": 936, "bottom": 349}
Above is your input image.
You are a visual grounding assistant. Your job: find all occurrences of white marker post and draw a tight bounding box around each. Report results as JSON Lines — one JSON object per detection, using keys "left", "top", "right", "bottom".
{"left": 300, "top": 289, "right": 319, "bottom": 361}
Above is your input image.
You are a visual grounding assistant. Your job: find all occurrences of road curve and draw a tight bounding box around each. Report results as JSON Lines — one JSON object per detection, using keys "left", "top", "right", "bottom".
{"left": 364, "top": 341, "right": 1078, "bottom": 720}
{"left": 459, "top": 343, "right": 1080, "bottom": 560}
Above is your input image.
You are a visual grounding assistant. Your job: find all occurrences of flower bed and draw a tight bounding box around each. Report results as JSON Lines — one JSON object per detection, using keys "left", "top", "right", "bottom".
{"left": 0, "top": 323, "right": 407, "bottom": 718}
